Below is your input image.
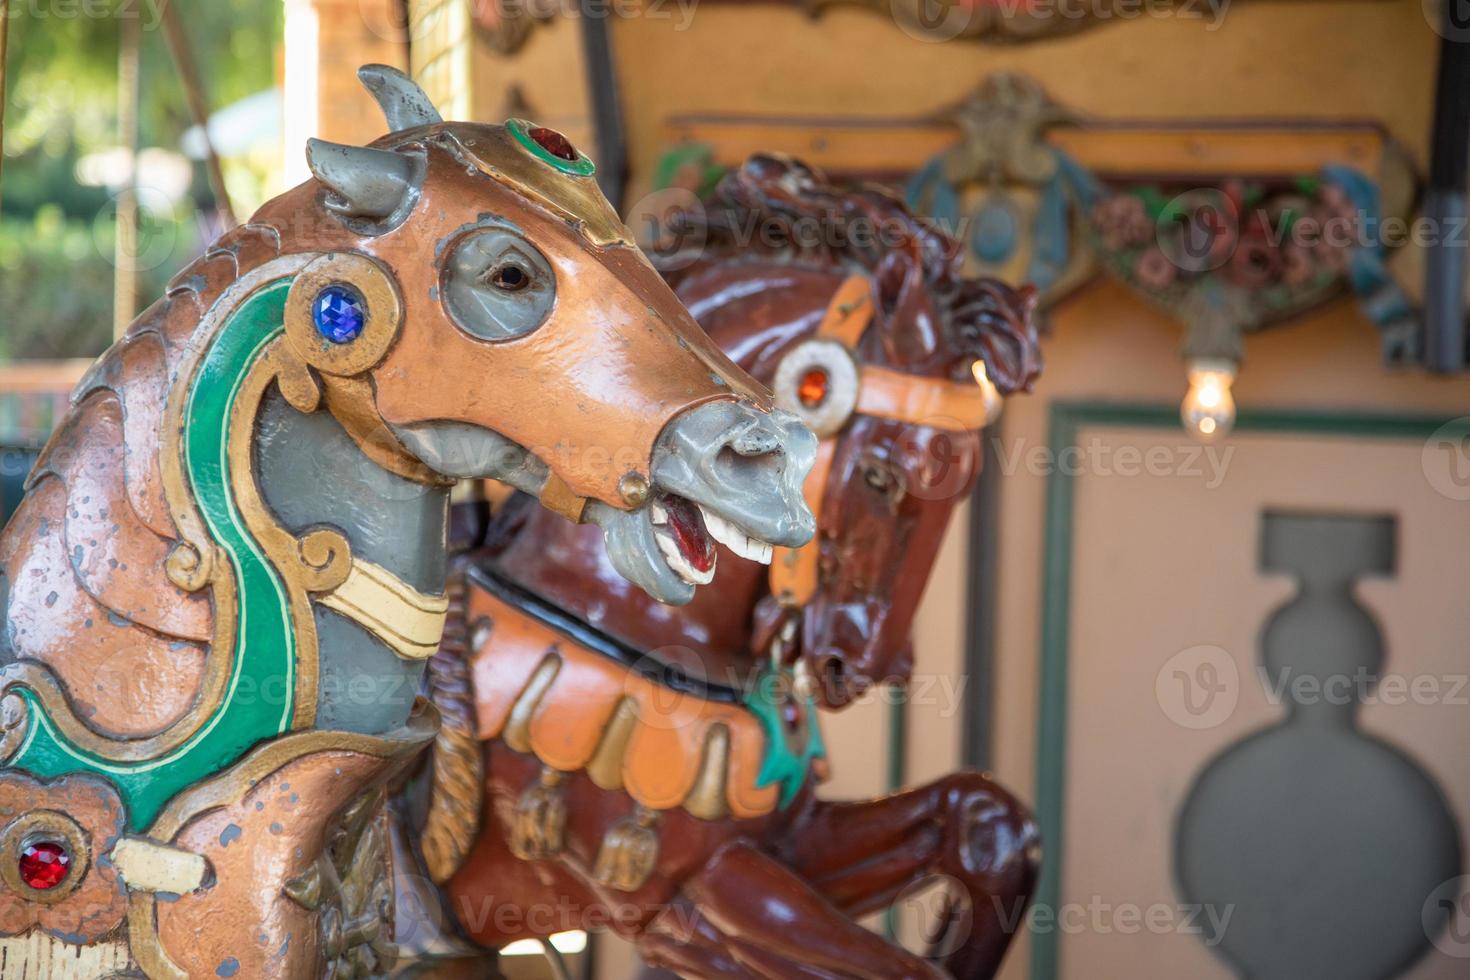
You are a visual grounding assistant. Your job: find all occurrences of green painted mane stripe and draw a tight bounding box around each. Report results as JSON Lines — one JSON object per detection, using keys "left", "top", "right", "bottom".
{"left": 10, "top": 278, "right": 298, "bottom": 830}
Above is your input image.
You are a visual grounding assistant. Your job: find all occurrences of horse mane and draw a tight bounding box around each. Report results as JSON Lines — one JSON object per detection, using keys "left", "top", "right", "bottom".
{"left": 0, "top": 222, "right": 287, "bottom": 738}
{"left": 656, "top": 154, "right": 1042, "bottom": 393}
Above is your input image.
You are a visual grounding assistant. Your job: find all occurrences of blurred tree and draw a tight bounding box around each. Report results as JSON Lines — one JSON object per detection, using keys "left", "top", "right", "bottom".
{"left": 0, "top": 0, "right": 281, "bottom": 357}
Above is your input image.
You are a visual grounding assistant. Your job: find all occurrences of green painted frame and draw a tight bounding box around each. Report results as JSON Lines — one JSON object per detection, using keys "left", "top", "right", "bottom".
{"left": 1031, "top": 400, "right": 1464, "bottom": 980}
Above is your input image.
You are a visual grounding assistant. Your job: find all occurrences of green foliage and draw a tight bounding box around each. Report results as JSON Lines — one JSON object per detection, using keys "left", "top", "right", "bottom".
{"left": 0, "top": 0, "right": 280, "bottom": 358}
{"left": 4, "top": 0, "right": 282, "bottom": 164}
{"left": 0, "top": 207, "right": 181, "bottom": 360}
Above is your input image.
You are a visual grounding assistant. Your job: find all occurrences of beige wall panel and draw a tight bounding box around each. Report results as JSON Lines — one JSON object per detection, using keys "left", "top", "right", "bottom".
{"left": 1055, "top": 426, "right": 1470, "bottom": 979}
{"left": 468, "top": 17, "right": 597, "bottom": 148}
{"left": 817, "top": 687, "right": 894, "bottom": 800}
{"left": 906, "top": 503, "right": 971, "bottom": 787}
{"left": 993, "top": 283, "right": 1470, "bottom": 979}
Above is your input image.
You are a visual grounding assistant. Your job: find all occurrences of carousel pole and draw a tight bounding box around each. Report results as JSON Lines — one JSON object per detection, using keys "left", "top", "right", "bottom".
{"left": 159, "top": 0, "right": 236, "bottom": 227}
{"left": 0, "top": 0, "right": 10, "bottom": 215}
{"left": 113, "top": 10, "right": 140, "bottom": 339}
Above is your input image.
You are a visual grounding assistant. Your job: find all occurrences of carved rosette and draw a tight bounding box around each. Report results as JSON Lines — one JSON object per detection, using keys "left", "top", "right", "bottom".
{"left": 0, "top": 771, "right": 129, "bottom": 946}
{"left": 1081, "top": 173, "right": 1406, "bottom": 359}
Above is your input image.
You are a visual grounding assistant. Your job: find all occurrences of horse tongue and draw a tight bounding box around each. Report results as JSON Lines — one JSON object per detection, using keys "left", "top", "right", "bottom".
{"left": 663, "top": 495, "right": 716, "bottom": 574}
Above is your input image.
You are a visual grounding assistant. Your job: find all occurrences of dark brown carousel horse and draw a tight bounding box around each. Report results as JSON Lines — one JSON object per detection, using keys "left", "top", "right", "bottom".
{"left": 412, "top": 157, "right": 1044, "bottom": 979}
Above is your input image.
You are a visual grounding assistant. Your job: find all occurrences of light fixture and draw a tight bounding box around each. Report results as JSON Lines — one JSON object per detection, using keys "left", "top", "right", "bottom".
{"left": 1180, "top": 358, "right": 1236, "bottom": 442}
{"left": 971, "top": 359, "right": 1003, "bottom": 426}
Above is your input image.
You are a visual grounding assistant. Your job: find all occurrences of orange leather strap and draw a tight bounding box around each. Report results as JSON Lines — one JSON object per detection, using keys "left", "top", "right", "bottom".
{"left": 815, "top": 275, "right": 875, "bottom": 348}
{"left": 856, "top": 365, "right": 992, "bottom": 431}
{"left": 769, "top": 439, "right": 836, "bottom": 608}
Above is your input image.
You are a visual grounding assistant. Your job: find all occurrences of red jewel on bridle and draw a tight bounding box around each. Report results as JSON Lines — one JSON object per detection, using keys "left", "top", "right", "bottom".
{"left": 528, "top": 126, "right": 578, "bottom": 163}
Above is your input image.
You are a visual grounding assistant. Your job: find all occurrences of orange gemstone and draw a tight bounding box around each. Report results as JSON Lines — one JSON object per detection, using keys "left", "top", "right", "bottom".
{"left": 798, "top": 368, "right": 829, "bottom": 407}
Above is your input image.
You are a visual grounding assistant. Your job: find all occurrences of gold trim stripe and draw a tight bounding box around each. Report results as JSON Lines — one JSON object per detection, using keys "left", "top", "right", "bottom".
{"left": 319, "top": 559, "right": 450, "bottom": 661}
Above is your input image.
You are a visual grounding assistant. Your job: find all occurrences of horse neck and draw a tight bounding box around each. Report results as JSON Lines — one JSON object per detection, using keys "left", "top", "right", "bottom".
{"left": 92, "top": 221, "right": 447, "bottom": 731}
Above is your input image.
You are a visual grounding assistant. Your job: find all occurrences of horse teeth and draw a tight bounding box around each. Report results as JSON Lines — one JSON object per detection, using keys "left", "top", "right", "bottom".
{"left": 699, "top": 506, "right": 773, "bottom": 565}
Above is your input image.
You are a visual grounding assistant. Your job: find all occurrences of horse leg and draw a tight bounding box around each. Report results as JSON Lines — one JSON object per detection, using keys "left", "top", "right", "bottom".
{"left": 781, "top": 771, "right": 1040, "bottom": 979}
{"left": 642, "top": 841, "right": 948, "bottom": 980}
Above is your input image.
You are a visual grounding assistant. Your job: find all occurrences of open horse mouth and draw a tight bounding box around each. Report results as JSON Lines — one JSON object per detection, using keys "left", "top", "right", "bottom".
{"left": 389, "top": 399, "right": 813, "bottom": 606}
{"left": 651, "top": 493, "right": 775, "bottom": 587}
{"left": 589, "top": 400, "right": 815, "bottom": 605}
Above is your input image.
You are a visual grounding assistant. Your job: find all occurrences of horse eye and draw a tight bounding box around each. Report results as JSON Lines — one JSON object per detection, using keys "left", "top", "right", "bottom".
{"left": 487, "top": 263, "right": 530, "bottom": 291}
{"left": 863, "top": 462, "right": 893, "bottom": 493}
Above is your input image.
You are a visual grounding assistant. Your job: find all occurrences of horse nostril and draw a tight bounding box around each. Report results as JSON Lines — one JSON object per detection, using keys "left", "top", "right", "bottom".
{"left": 814, "top": 654, "right": 851, "bottom": 707}
{"left": 729, "top": 425, "right": 780, "bottom": 457}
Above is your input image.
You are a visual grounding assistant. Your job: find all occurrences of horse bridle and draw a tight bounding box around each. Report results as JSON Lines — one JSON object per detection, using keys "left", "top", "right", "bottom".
{"left": 767, "top": 274, "right": 997, "bottom": 610}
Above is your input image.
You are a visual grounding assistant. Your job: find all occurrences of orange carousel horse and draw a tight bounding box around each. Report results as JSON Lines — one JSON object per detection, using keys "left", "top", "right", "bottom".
{"left": 0, "top": 68, "right": 815, "bottom": 977}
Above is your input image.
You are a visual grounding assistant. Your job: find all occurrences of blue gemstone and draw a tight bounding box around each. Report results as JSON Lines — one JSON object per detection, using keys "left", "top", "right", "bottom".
{"left": 312, "top": 285, "right": 365, "bottom": 344}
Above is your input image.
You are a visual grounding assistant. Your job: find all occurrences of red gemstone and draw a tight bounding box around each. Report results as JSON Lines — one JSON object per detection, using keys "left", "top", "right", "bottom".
{"left": 529, "top": 126, "right": 578, "bottom": 162}
{"left": 797, "top": 368, "right": 829, "bottom": 407}
{"left": 19, "top": 840, "right": 70, "bottom": 890}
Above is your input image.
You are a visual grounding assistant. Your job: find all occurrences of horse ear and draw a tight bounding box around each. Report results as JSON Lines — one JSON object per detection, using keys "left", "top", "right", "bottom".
{"left": 358, "top": 63, "right": 442, "bottom": 130}
{"left": 305, "top": 138, "right": 422, "bottom": 220}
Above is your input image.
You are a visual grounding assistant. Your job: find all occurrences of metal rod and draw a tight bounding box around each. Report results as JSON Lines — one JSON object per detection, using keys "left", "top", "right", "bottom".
{"left": 0, "top": 0, "right": 11, "bottom": 215}
{"left": 578, "top": 0, "right": 627, "bottom": 212}
{"left": 1424, "top": 8, "right": 1469, "bottom": 373}
{"left": 962, "top": 424, "right": 1002, "bottom": 772}
{"left": 540, "top": 939, "right": 574, "bottom": 980}
{"left": 159, "top": 0, "right": 236, "bottom": 227}
{"left": 113, "top": 12, "right": 141, "bottom": 339}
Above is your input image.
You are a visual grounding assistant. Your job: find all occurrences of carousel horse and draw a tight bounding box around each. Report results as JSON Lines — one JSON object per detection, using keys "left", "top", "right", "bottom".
{"left": 417, "top": 156, "right": 1045, "bottom": 979}
{"left": 0, "top": 67, "right": 816, "bottom": 978}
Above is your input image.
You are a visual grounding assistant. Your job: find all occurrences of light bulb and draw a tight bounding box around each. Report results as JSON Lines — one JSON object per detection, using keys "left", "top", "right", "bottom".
{"left": 1181, "top": 358, "right": 1236, "bottom": 443}
{"left": 971, "top": 359, "right": 1003, "bottom": 425}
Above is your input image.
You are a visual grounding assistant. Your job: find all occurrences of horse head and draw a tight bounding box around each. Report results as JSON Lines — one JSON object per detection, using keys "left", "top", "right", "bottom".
{"left": 663, "top": 155, "right": 1041, "bottom": 707}
{"left": 273, "top": 67, "right": 815, "bottom": 605}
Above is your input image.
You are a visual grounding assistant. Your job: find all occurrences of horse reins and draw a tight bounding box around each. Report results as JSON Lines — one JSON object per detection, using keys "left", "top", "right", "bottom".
{"left": 767, "top": 274, "right": 996, "bottom": 610}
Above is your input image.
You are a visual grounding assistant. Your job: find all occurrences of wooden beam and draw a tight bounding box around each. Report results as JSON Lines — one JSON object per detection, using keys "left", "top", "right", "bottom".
{"left": 0, "top": 360, "right": 92, "bottom": 394}
{"left": 113, "top": 13, "right": 141, "bottom": 339}
{"left": 659, "top": 116, "right": 1397, "bottom": 183}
